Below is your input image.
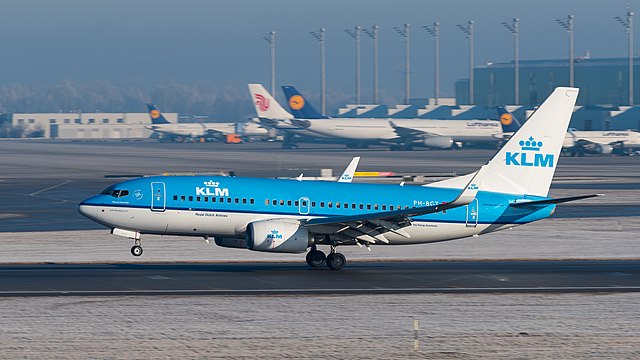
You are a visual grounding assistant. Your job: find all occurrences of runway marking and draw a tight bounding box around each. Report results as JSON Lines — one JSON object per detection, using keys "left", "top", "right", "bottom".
{"left": 29, "top": 180, "right": 73, "bottom": 196}
{"left": 1, "top": 286, "right": 640, "bottom": 297}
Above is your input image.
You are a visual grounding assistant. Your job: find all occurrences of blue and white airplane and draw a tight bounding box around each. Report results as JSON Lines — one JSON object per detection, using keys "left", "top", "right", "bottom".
{"left": 79, "top": 87, "right": 595, "bottom": 270}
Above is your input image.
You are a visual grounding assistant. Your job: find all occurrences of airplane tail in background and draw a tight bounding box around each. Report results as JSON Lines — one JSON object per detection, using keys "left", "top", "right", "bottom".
{"left": 147, "top": 104, "right": 171, "bottom": 124}
{"left": 248, "top": 84, "right": 293, "bottom": 120}
{"left": 281, "top": 86, "right": 329, "bottom": 119}
{"left": 497, "top": 105, "right": 522, "bottom": 133}
{"left": 431, "top": 88, "right": 579, "bottom": 198}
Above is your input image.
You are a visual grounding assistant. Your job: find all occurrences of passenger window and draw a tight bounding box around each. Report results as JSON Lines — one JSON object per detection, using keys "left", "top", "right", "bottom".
{"left": 196, "top": 196, "right": 201, "bottom": 202}
{"left": 204, "top": 197, "right": 208, "bottom": 202}
{"left": 250, "top": 198, "right": 255, "bottom": 204}
{"left": 227, "top": 198, "right": 231, "bottom": 203}
{"left": 181, "top": 195, "right": 185, "bottom": 201}
{"left": 212, "top": 197, "right": 216, "bottom": 203}
{"left": 336, "top": 203, "right": 340, "bottom": 208}
{"left": 219, "top": 197, "right": 224, "bottom": 203}
{"left": 242, "top": 198, "right": 247, "bottom": 204}
{"left": 367, "top": 204, "right": 371, "bottom": 210}
{"left": 344, "top": 203, "right": 348, "bottom": 209}
{"left": 359, "top": 204, "right": 364, "bottom": 209}
{"left": 352, "top": 204, "right": 356, "bottom": 209}
{"left": 265, "top": 199, "right": 269, "bottom": 205}
{"left": 287, "top": 200, "right": 292, "bottom": 206}
{"left": 173, "top": 195, "right": 178, "bottom": 201}
{"left": 295, "top": 200, "right": 299, "bottom": 206}
{"left": 382, "top": 205, "right": 386, "bottom": 210}
{"left": 272, "top": 200, "right": 277, "bottom": 205}
{"left": 235, "top": 198, "right": 239, "bottom": 204}
{"left": 311, "top": 201, "right": 316, "bottom": 207}
{"left": 279, "top": 200, "right": 284, "bottom": 206}
{"left": 320, "top": 202, "right": 325, "bottom": 208}
{"left": 328, "top": 202, "right": 333, "bottom": 208}
{"left": 189, "top": 196, "right": 193, "bottom": 202}
{"left": 374, "top": 204, "right": 379, "bottom": 210}
{"left": 302, "top": 201, "right": 307, "bottom": 206}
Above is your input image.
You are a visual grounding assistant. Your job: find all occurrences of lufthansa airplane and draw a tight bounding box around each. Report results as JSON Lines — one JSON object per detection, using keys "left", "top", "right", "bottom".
{"left": 79, "top": 87, "right": 595, "bottom": 270}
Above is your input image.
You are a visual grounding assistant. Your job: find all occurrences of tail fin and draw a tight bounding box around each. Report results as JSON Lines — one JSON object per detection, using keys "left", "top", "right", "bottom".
{"left": 281, "top": 86, "right": 329, "bottom": 119}
{"left": 497, "top": 105, "right": 522, "bottom": 133}
{"left": 147, "top": 104, "right": 171, "bottom": 124}
{"left": 481, "top": 88, "right": 579, "bottom": 197}
{"left": 247, "top": 84, "right": 293, "bottom": 120}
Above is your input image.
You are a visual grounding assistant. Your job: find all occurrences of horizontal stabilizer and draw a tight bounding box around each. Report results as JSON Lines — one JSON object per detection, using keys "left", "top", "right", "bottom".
{"left": 509, "top": 194, "right": 602, "bottom": 207}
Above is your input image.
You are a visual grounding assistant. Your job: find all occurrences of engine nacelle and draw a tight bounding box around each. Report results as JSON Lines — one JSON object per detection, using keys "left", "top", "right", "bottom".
{"left": 423, "top": 136, "right": 454, "bottom": 149}
{"left": 246, "top": 219, "right": 311, "bottom": 253}
{"left": 214, "top": 237, "right": 247, "bottom": 249}
{"left": 596, "top": 144, "right": 613, "bottom": 155}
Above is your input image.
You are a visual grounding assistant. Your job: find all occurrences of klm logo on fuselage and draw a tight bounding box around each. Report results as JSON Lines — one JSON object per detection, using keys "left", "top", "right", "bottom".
{"left": 195, "top": 180, "right": 229, "bottom": 196}
{"left": 506, "top": 136, "right": 554, "bottom": 168}
{"left": 267, "top": 230, "right": 283, "bottom": 239}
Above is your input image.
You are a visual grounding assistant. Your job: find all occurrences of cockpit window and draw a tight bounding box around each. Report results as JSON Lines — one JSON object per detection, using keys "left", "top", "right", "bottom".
{"left": 100, "top": 187, "right": 129, "bottom": 198}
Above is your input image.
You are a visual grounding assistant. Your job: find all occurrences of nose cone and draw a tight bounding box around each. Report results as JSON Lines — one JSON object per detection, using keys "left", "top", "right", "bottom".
{"left": 78, "top": 202, "right": 95, "bottom": 220}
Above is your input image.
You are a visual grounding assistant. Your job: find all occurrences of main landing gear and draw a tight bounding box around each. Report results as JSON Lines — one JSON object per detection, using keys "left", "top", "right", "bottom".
{"left": 130, "top": 239, "right": 143, "bottom": 257}
{"left": 306, "top": 246, "right": 346, "bottom": 270}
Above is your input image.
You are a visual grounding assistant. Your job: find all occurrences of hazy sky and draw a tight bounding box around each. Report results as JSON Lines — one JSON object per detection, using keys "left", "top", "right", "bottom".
{"left": 0, "top": 0, "right": 638, "bottom": 105}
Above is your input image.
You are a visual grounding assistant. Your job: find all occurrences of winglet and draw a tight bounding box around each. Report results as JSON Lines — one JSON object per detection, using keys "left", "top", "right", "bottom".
{"left": 338, "top": 157, "right": 360, "bottom": 183}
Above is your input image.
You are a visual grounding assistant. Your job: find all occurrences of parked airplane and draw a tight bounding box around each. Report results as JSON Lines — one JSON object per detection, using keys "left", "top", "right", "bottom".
{"left": 146, "top": 104, "right": 268, "bottom": 142}
{"left": 563, "top": 129, "right": 640, "bottom": 156}
{"left": 281, "top": 85, "right": 522, "bottom": 150}
{"left": 79, "top": 87, "right": 595, "bottom": 270}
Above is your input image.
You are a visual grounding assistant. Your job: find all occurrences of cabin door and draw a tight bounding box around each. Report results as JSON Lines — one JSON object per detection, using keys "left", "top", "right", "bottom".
{"left": 151, "top": 182, "right": 166, "bottom": 212}
{"left": 465, "top": 199, "right": 478, "bottom": 227}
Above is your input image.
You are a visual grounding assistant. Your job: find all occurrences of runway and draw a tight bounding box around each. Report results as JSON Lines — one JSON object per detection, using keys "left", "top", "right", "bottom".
{"left": 1, "top": 260, "right": 638, "bottom": 296}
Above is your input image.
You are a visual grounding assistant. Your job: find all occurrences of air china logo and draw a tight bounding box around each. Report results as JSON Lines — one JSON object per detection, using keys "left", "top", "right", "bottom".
{"left": 195, "top": 180, "right": 229, "bottom": 196}
{"left": 255, "top": 94, "right": 270, "bottom": 112}
{"left": 266, "top": 229, "right": 283, "bottom": 239}
{"left": 506, "top": 136, "right": 554, "bottom": 168}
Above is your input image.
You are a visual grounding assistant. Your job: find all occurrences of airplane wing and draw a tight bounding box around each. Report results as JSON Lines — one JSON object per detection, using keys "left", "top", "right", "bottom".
{"left": 301, "top": 167, "right": 484, "bottom": 243}
{"left": 337, "top": 157, "right": 360, "bottom": 183}
{"left": 389, "top": 120, "right": 439, "bottom": 140}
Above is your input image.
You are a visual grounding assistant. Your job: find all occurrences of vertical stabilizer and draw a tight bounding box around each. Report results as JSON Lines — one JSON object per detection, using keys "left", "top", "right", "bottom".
{"left": 482, "top": 87, "right": 579, "bottom": 197}
{"left": 281, "top": 86, "right": 329, "bottom": 119}
{"left": 147, "top": 104, "right": 171, "bottom": 124}
{"left": 248, "top": 84, "right": 293, "bottom": 120}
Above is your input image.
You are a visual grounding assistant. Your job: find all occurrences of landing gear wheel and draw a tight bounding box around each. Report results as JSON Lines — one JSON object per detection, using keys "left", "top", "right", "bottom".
{"left": 131, "top": 245, "right": 143, "bottom": 257}
{"left": 306, "top": 249, "right": 326, "bottom": 267}
{"left": 326, "top": 252, "right": 346, "bottom": 270}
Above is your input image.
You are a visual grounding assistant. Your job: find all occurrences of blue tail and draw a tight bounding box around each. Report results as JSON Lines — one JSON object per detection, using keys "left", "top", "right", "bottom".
{"left": 147, "top": 104, "right": 171, "bottom": 124}
{"left": 281, "top": 86, "right": 329, "bottom": 119}
{"left": 497, "top": 105, "right": 521, "bottom": 133}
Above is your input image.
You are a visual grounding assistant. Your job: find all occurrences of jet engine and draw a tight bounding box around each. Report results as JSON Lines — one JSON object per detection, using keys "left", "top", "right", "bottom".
{"left": 246, "top": 219, "right": 311, "bottom": 253}
{"left": 595, "top": 144, "right": 613, "bottom": 154}
{"left": 423, "top": 136, "right": 454, "bottom": 149}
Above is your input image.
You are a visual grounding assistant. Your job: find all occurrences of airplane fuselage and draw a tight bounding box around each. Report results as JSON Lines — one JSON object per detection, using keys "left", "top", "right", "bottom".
{"left": 79, "top": 176, "right": 554, "bottom": 246}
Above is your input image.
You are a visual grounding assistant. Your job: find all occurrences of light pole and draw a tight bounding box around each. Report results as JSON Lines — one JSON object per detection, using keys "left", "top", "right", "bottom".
{"left": 457, "top": 20, "right": 474, "bottom": 104}
{"left": 423, "top": 22, "right": 440, "bottom": 105}
{"left": 345, "top": 26, "right": 362, "bottom": 105}
{"left": 556, "top": 15, "right": 574, "bottom": 87}
{"left": 616, "top": 11, "right": 634, "bottom": 105}
{"left": 310, "top": 28, "right": 327, "bottom": 114}
{"left": 394, "top": 24, "right": 411, "bottom": 105}
{"left": 261, "top": 31, "right": 276, "bottom": 96}
{"left": 363, "top": 25, "right": 379, "bottom": 104}
{"left": 502, "top": 18, "right": 520, "bottom": 105}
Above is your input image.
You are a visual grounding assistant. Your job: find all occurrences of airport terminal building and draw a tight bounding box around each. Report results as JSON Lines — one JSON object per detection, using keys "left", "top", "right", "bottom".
{"left": 8, "top": 111, "right": 177, "bottom": 139}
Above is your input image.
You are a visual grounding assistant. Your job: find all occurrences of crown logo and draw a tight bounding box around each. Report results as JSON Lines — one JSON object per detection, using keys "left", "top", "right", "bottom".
{"left": 271, "top": 230, "right": 279, "bottom": 234}
{"left": 519, "top": 136, "right": 543, "bottom": 151}
{"left": 204, "top": 180, "right": 219, "bottom": 187}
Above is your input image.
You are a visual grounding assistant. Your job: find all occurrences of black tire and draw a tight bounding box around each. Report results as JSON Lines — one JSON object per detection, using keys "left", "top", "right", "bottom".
{"left": 305, "top": 250, "right": 326, "bottom": 267}
{"left": 131, "top": 245, "right": 143, "bottom": 257}
{"left": 326, "top": 252, "right": 346, "bottom": 270}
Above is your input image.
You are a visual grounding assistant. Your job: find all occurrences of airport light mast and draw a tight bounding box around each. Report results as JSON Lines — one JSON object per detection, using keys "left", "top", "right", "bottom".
{"left": 345, "top": 26, "right": 362, "bottom": 105}
{"left": 616, "top": 11, "right": 634, "bottom": 105}
{"left": 556, "top": 15, "right": 574, "bottom": 88}
{"left": 423, "top": 22, "right": 440, "bottom": 105}
{"left": 502, "top": 18, "right": 520, "bottom": 105}
{"left": 261, "top": 31, "right": 276, "bottom": 96}
{"left": 457, "top": 20, "right": 474, "bottom": 104}
{"left": 310, "top": 28, "right": 327, "bottom": 115}
{"left": 363, "top": 25, "right": 380, "bottom": 104}
{"left": 394, "top": 24, "right": 411, "bottom": 105}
